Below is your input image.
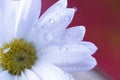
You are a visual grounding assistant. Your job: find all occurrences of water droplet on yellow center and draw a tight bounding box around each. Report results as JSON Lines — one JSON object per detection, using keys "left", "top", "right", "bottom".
{"left": 0, "top": 39, "right": 37, "bottom": 75}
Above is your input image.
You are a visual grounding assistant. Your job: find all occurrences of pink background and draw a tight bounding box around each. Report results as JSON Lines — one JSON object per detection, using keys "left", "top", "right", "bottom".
{"left": 42, "top": 0, "right": 120, "bottom": 79}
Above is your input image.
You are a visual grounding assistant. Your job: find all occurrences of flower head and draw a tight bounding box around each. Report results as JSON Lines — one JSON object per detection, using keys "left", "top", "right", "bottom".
{"left": 0, "top": 0, "right": 97, "bottom": 80}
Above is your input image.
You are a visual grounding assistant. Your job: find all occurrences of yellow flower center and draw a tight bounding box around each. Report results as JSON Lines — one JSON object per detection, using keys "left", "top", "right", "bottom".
{"left": 0, "top": 39, "right": 37, "bottom": 75}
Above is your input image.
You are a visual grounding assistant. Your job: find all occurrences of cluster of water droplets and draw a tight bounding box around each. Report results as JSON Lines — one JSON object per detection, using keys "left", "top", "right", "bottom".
{"left": 58, "top": 45, "right": 69, "bottom": 64}
{"left": 31, "top": 5, "right": 77, "bottom": 44}
{"left": 45, "top": 6, "right": 77, "bottom": 26}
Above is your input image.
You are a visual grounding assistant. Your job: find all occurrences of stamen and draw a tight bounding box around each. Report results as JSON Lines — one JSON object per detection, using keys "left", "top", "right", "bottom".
{"left": 0, "top": 39, "right": 37, "bottom": 75}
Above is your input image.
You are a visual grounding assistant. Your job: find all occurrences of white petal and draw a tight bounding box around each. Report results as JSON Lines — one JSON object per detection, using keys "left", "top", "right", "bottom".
{"left": 14, "top": 76, "right": 21, "bottom": 80}
{"left": 32, "top": 61, "right": 75, "bottom": 80}
{"left": 24, "top": 69, "right": 41, "bottom": 80}
{"left": 20, "top": 72, "right": 28, "bottom": 80}
{"left": 0, "top": 0, "right": 21, "bottom": 43}
{"left": 15, "top": 0, "right": 41, "bottom": 38}
{"left": 41, "top": 8, "right": 75, "bottom": 33}
{"left": 59, "top": 56, "right": 97, "bottom": 72}
{"left": 78, "top": 41, "right": 98, "bottom": 55}
{"left": 0, "top": 70, "right": 13, "bottom": 80}
{"left": 63, "top": 26, "right": 86, "bottom": 42}
{"left": 40, "top": 43, "right": 94, "bottom": 63}
{"left": 26, "top": 0, "right": 67, "bottom": 40}
{"left": 39, "top": 0, "right": 67, "bottom": 25}
{"left": 26, "top": 0, "right": 75, "bottom": 44}
{"left": 40, "top": 43, "right": 97, "bottom": 71}
{"left": 38, "top": 8, "right": 75, "bottom": 35}
{"left": 59, "top": 0, "right": 67, "bottom": 8}
{"left": 26, "top": 8, "right": 75, "bottom": 48}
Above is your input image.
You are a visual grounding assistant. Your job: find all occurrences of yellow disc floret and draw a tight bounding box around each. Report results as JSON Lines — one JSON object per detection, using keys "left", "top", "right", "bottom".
{"left": 0, "top": 39, "right": 37, "bottom": 75}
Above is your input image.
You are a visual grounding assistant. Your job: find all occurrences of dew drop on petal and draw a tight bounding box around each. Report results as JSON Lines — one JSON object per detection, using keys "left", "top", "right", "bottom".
{"left": 55, "top": 13, "right": 60, "bottom": 17}
{"left": 61, "top": 59, "right": 67, "bottom": 63}
{"left": 56, "top": 6, "right": 60, "bottom": 10}
{"left": 41, "top": 25, "right": 48, "bottom": 30}
{"left": 63, "top": 60, "right": 67, "bottom": 63}
{"left": 73, "top": 7, "right": 77, "bottom": 12}
{"left": 48, "top": 13, "right": 52, "bottom": 17}
{"left": 60, "top": 46, "right": 68, "bottom": 52}
{"left": 50, "top": 68, "right": 56, "bottom": 73}
{"left": 46, "top": 34, "right": 53, "bottom": 41}
{"left": 48, "top": 19, "right": 54, "bottom": 23}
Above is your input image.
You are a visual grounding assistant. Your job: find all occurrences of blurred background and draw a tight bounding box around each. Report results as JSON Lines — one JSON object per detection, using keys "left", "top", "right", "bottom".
{"left": 42, "top": 0, "right": 120, "bottom": 79}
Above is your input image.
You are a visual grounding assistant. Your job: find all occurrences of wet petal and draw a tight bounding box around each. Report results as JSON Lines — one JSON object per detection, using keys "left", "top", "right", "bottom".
{"left": 26, "top": 0, "right": 74, "bottom": 45}
{"left": 15, "top": 0, "right": 41, "bottom": 38}
{"left": 27, "top": 8, "right": 75, "bottom": 48}
{"left": 32, "top": 61, "right": 75, "bottom": 80}
{"left": 78, "top": 41, "right": 98, "bottom": 55}
{"left": 59, "top": 56, "right": 97, "bottom": 72}
{"left": 40, "top": 43, "right": 97, "bottom": 71}
{"left": 38, "top": 0, "right": 68, "bottom": 27}
{"left": 40, "top": 43, "right": 95, "bottom": 63}
{"left": 38, "top": 8, "right": 75, "bottom": 35}
{"left": 62, "top": 26, "right": 86, "bottom": 42}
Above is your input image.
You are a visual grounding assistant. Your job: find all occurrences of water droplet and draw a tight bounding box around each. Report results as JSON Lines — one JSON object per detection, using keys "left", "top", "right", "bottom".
{"left": 50, "top": 68, "right": 56, "bottom": 73}
{"left": 56, "top": 6, "right": 60, "bottom": 10}
{"left": 46, "top": 34, "right": 53, "bottom": 41}
{"left": 73, "top": 7, "right": 77, "bottom": 12}
{"left": 60, "top": 46, "right": 68, "bottom": 52}
{"left": 61, "top": 59, "right": 67, "bottom": 63}
{"left": 55, "top": 13, "right": 60, "bottom": 17}
{"left": 63, "top": 60, "right": 66, "bottom": 63}
{"left": 48, "top": 19, "right": 54, "bottom": 23}
{"left": 48, "top": 13, "right": 52, "bottom": 16}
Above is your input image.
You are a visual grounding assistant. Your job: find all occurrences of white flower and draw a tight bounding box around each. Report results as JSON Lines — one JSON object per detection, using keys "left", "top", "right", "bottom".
{"left": 0, "top": 0, "right": 97, "bottom": 80}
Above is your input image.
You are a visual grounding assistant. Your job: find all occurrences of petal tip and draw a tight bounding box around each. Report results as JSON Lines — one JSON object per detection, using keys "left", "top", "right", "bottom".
{"left": 59, "top": 0, "right": 67, "bottom": 8}
{"left": 79, "top": 25, "right": 86, "bottom": 32}
{"left": 91, "top": 57, "right": 97, "bottom": 68}
{"left": 86, "top": 57, "right": 97, "bottom": 71}
{"left": 91, "top": 43, "right": 98, "bottom": 54}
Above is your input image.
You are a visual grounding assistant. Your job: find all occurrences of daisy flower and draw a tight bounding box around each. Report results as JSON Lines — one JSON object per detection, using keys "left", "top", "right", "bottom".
{"left": 0, "top": 0, "right": 97, "bottom": 80}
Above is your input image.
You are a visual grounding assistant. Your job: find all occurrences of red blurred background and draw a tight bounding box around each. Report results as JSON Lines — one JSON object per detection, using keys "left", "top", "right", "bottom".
{"left": 42, "top": 0, "right": 120, "bottom": 79}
